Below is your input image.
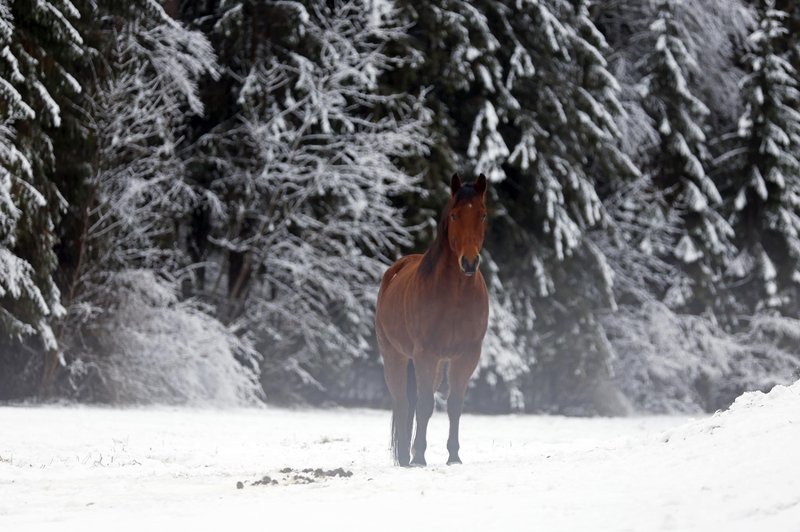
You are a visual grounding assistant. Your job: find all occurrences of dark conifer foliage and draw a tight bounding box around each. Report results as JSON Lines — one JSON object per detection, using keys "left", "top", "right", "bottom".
{"left": 719, "top": 0, "right": 800, "bottom": 317}
{"left": 1, "top": 0, "right": 82, "bottom": 394}
{"left": 637, "top": 0, "right": 734, "bottom": 314}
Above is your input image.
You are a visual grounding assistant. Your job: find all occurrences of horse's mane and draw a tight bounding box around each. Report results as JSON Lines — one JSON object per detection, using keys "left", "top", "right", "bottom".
{"left": 419, "top": 184, "right": 481, "bottom": 276}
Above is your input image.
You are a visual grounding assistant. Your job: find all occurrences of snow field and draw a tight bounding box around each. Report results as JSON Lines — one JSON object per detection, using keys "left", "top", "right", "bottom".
{"left": 1, "top": 382, "right": 799, "bottom": 531}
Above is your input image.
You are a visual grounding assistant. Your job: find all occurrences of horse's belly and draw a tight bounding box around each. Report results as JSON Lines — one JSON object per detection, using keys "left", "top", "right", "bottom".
{"left": 376, "top": 270, "right": 418, "bottom": 356}
{"left": 377, "top": 310, "right": 415, "bottom": 356}
{"left": 406, "top": 299, "right": 488, "bottom": 357}
{"left": 378, "top": 300, "right": 484, "bottom": 357}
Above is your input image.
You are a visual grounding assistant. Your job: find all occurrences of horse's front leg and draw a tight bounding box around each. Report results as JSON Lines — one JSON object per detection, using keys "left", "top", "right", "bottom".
{"left": 410, "top": 354, "right": 437, "bottom": 467}
{"left": 446, "top": 346, "right": 481, "bottom": 465}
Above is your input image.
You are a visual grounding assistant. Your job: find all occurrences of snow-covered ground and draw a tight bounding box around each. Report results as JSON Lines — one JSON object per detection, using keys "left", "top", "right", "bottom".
{"left": 2, "top": 383, "right": 799, "bottom": 531}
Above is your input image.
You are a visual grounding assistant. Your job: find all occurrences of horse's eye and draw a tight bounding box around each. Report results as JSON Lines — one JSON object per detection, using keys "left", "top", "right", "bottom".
{"left": 450, "top": 214, "right": 457, "bottom": 221}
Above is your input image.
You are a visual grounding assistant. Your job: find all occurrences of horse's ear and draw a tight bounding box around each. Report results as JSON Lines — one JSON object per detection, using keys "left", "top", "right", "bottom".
{"left": 450, "top": 173, "right": 462, "bottom": 196}
{"left": 476, "top": 173, "right": 487, "bottom": 195}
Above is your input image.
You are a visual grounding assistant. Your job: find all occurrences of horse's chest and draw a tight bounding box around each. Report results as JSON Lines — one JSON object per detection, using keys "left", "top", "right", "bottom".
{"left": 408, "top": 286, "right": 488, "bottom": 355}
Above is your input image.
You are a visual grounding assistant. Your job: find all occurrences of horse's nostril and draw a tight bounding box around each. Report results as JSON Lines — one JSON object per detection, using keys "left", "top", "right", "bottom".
{"left": 460, "top": 256, "right": 479, "bottom": 275}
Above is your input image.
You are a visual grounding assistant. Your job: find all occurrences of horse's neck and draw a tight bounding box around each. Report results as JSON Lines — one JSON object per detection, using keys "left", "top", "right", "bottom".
{"left": 430, "top": 243, "right": 458, "bottom": 277}
{"left": 424, "top": 237, "right": 476, "bottom": 289}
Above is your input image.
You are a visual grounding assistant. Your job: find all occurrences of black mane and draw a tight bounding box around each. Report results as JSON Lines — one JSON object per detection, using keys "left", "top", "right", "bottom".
{"left": 419, "top": 184, "right": 481, "bottom": 275}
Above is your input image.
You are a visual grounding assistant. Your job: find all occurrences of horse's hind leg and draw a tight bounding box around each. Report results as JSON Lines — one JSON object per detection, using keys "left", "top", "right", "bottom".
{"left": 410, "top": 353, "right": 438, "bottom": 466}
{"left": 446, "top": 345, "right": 481, "bottom": 465}
{"left": 381, "top": 343, "right": 412, "bottom": 466}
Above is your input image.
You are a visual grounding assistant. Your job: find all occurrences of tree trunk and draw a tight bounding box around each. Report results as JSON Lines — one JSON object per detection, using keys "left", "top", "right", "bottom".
{"left": 40, "top": 349, "right": 61, "bottom": 397}
{"left": 163, "top": 0, "right": 180, "bottom": 18}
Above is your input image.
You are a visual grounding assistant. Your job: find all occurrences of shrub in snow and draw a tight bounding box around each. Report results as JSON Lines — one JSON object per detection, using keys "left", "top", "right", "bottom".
{"left": 68, "top": 270, "right": 261, "bottom": 405}
{"left": 606, "top": 301, "right": 799, "bottom": 413}
{"left": 601, "top": 168, "right": 799, "bottom": 414}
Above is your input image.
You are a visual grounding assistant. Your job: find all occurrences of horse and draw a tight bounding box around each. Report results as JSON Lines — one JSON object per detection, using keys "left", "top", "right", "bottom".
{"left": 375, "top": 173, "right": 489, "bottom": 466}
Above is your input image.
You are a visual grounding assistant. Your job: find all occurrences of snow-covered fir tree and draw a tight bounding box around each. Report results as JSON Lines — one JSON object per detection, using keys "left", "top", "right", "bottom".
{"left": 0, "top": 0, "right": 82, "bottom": 392}
{"left": 720, "top": 0, "right": 800, "bottom": 315}
{"left": 381, "top": 0, "right": 526, "bottom": 410}
{"left": 64, "top": 0, "right": 216, "bottom": 301}
{"left": 775, "top": 0, "right": 799, "bottom": 70}
{"left": 181, "top": 0, "right": 430, "bottom": 400}
{"left": 488, "top": 0, "right": 639, "bottom": 413}
{"left": 637, "top": 0, "right": 735, "bottom": 313}
{"left": 600, "top": 0, "right": 753, "bottom": 161}
{"left": 0, "top": 123, "right": 51, "bottom": 341}
{"left": 387, "top": 0, "right": 640, "bottom": 413}
{"left": 40, "top": 0, "right": 262, "bottom": 403}
{"left": 0, "top": 1, "right": 51, "bottom": 343}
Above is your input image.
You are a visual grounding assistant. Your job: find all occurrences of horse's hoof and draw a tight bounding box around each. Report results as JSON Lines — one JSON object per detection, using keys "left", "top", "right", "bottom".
{"left": 446, "top": 458, "right": 462, "bottom": 465}
{"left": 410, "top": 458, "right": 427, "bottom": 467}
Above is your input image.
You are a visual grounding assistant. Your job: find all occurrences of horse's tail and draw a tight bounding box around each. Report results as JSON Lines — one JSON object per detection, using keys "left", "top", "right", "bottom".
{"left": 391, "top": 359, "right": 417, "bottom": 465}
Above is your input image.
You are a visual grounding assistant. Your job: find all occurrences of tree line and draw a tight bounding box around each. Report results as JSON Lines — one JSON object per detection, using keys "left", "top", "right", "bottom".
{"left": 1, "top": 0, "right": 798, "bottom": 414}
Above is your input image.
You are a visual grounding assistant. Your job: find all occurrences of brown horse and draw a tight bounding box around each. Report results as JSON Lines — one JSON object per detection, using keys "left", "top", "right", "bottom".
{"left": 375, "top": 173, "right": 489, "bottom": 466}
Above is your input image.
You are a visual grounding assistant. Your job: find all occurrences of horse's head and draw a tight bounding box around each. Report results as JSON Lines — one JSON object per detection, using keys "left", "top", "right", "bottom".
{"left": 447, "top": 173, "right": 488, "bottom": 276}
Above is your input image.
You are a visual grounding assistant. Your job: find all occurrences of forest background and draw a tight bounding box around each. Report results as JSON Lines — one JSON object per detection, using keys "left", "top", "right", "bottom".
{"left": 1, "top": 0, "right": 799, "bottom": 415}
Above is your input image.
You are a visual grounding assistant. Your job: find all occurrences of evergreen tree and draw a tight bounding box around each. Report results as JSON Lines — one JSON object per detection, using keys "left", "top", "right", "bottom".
{"left": 180, "top": 1, "right": 430, "bottom": 401}
{"left": 45, "top": 0, "right": 240, "bottom": 399}
{"left": 594, "top": 0, "right": 800, "bottom": 413}
{"left": 386, "top": 0, "right": 639, "bottom": 413}
{"left": 386, "top": 0, "right": 529, "bottom": 410}
{"left": 61, "top": 0, "right": 215, "bottom": 299}
{"left": 775, "top": 0, "right": 799, "bottom": 69}
{"left": 0, "top": 123, "right": 50, "bottom": 341}
{"left": 638, "top": 0, "right": 734, "bottom": 313}
{"left": 491, "top": 0, "right": 639, "bottom": 413}
{"left": 721, "top": 0, "right": 800, "bottom": 315}
{"left": 0, "top": 0, "right": 83, "bottom": 392}
{"left": 0, "top": 1, "right": 49, "bottom": 342}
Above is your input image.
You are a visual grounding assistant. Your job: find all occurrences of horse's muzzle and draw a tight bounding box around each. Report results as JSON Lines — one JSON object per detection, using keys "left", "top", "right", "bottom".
{"left": 459, "top": 255, "right": 481, "bottom": 276}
